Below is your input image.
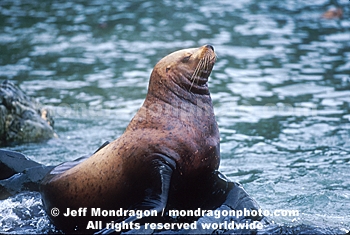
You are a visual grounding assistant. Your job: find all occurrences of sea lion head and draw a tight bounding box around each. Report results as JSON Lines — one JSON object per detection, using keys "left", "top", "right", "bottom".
{"left": 149, "top": 44, "right": 217, "bottom": 95}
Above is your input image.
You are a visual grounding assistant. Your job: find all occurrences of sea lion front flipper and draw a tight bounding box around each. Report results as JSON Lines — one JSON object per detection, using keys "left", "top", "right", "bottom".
{"left": 95, "top": 154, "right": 175, "bottom": 235}
{"left": 135, "top": 154, "right": 175, "bottom": 212}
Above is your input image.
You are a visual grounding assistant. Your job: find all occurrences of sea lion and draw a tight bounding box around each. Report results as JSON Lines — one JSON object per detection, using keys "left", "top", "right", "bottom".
{"left": 40, "top": 44, "right": 220, "bottom": 232}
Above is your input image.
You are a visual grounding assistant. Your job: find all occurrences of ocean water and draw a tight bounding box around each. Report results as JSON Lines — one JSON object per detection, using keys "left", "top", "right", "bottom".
{"left": 0, "top": 0, "right": 349, "bottom": 233}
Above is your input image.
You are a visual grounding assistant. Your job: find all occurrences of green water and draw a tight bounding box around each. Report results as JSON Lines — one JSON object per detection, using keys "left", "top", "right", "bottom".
{"left": 0, "top": 0, "right": 349, "bottom": 233}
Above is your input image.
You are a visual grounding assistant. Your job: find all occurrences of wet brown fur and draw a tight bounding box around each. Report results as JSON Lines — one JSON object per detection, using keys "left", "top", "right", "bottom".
{"left": 40, "top": 45, "right": 219, "bottom": 231}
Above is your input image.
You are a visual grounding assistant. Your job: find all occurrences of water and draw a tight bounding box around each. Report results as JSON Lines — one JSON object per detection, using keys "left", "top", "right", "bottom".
{"left": 1, "top": 0, "right": 350, "bottom": 233}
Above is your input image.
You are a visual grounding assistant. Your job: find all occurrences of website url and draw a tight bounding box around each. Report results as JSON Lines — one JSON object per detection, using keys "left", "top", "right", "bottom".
{"left": 168, "top": 208, "right": 299, "bottom": 219}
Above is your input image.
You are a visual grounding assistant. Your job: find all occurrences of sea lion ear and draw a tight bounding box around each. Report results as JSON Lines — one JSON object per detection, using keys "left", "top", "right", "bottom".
{"left": 166, "top": 65, "right": 171, "bottom": 73}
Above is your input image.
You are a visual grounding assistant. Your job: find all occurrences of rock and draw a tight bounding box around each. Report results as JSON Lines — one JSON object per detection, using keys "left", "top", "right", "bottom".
{"left": 322, "top": 8, "right": 343, "bottom": 19}
{"left": 0, "top": 80, "right": 55, "bottom": 146}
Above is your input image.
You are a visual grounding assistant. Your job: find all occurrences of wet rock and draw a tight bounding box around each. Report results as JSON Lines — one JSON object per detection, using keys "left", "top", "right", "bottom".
{"left": 322, "top": 8, "right": 343, "bottom": 19}
{"left": 0, "top": 80, "right": 55, "bottom": 146}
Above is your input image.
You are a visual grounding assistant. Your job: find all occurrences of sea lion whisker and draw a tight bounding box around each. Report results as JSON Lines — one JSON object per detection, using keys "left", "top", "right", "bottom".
{"left": 197, "top": 59, "right": 206, "bottom": 78}
{"left": 201, "top": 54, "right": 210, "bottom": 76}
{"left": 188, "top": 50, "right": 215, "bottom": 91}
{"left": 204, "top": 54, "right": 210, "bottom": 71}
{"left": 195, "top": 58, "right": 205, "bottom": 77}
{"left": 189, "top": 58, "right": 205, "bottom": 91}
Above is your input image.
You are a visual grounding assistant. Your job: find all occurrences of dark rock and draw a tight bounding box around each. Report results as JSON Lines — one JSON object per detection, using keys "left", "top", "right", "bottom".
{"left": 0, "top": 80, "right": 55, "bottom": 146}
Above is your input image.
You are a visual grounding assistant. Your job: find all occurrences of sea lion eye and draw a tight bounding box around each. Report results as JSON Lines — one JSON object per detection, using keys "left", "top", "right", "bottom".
{"left": 182, "top": 54, "right": 192, "bottom": 63}
{"left": 166, "top": 65, "right": 171, "bottom": 73}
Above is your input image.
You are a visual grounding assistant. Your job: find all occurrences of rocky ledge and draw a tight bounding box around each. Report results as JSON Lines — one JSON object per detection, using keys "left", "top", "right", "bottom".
{"left": 0, "top": 80, "right": 55, "bottom": 146}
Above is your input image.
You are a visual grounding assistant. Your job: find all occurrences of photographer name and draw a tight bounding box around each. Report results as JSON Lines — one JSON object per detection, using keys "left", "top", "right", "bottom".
{"left": 63, "top": 207, "right": 157, "bottom": 218}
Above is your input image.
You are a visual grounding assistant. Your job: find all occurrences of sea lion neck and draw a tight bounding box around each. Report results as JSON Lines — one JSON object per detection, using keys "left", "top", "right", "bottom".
{"left": 147, "top": 68, "right": 211, "bottom": 107}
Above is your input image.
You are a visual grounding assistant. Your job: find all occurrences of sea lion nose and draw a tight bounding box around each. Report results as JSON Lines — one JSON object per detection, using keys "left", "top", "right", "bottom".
{"left": 205, "top": 44, "right": 214, "bottom": 51}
